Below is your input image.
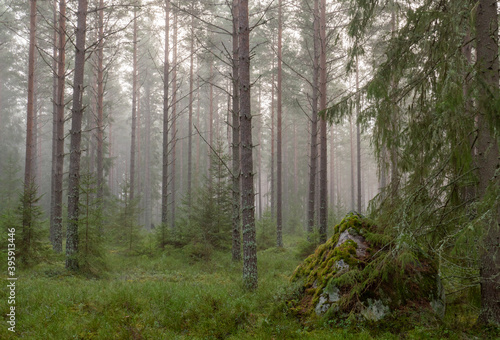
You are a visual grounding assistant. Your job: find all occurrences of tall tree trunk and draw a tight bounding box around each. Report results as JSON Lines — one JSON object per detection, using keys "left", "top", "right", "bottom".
{"left": 276, "top": 0, "right": 283, "bottom": 247}
{"left": 66, "top": 0, "right": 88, "bottom": 270}
{"left": 239, "top": 0, "right": 257, "bottom": 290}
{"left": 270, "top": 70, "right": 275, "bottom": 219}
{"left": 356, "top": 56, "right": 361, "bottom": 213}
{"left": 389, "top": 1, "right": 399, "bottom": 201}
{"left": 145, "top": 82, "right": 152, "bottom": 230}
{"left": 52, "top": 0, "right": 66, "bottom": 253}
{"left": 307, "top": 0, "right": 320, "bottom": 237}
{"left": 24, "top": 0, "right": 37, "bottom": 244}
{"left": 350, "top": 116, "right": 355, "bottom": 210}
{"left": 50, "top": 0, "right": 58, "bottom": 250}
{"left": 129, "top": 7, "right": 138, "bottom": 202}
{"left": 476, "top": 0, "right": 500, "bottom": 325}
{"left": 329, "top": 127, "right": 335, "bottom": 209}
{"left": 171, "top": 8, "right": 177, "bottom": 229}
{"left": 209, "top": 61, "right": 214, "bottom": 175}
{"left": 187, "top": 5, "right": 194, "bottom": 207}
{"left": 161, "top": 0, "right": 170, "bottom": 229}
{"left": 231, "top": 0, "right": 241, "bottom": 261}
{"left": 257, "top": 86, "right": 262, "bottom": 220}
{"left": 96, "top": 0, "right": 104, "bottom": 204}
{"left": 318, "top": 0, "right": 327, "bottom": 243}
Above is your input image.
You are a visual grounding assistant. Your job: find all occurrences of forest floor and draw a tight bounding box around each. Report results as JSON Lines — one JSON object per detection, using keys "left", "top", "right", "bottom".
{"left": 0, "top": 235, "right": 497, "bottom": 339}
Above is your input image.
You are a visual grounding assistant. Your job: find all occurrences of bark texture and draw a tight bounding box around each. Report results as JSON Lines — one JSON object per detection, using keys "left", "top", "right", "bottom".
{"left": 239, "top": 0, "right": 257, "bottom": 290}
{"left": 66, "top": 0, "right": 88, "bottom": 270}
{"left": 476, "top": 0, "right": 500, "bottom": 325}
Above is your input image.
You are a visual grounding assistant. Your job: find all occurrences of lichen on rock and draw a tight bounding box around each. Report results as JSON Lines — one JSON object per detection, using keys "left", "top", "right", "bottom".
{"left": 287, "top": 212, "right": 445, "bottom": 325}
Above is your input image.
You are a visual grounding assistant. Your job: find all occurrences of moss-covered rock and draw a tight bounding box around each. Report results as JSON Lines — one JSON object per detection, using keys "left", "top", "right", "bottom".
{"left": 288, "top": 212, "right": 445, "bottom": 325}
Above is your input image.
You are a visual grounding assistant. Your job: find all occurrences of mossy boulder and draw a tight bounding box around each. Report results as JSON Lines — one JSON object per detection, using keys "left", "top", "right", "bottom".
{"left": 288, "top": 213, "right": 445, "bottom": 324}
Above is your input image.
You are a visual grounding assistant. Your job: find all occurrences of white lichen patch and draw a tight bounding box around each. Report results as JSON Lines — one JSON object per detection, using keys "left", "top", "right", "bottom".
{"left": 361, "top": 299, "right": 390, "bottom": 321}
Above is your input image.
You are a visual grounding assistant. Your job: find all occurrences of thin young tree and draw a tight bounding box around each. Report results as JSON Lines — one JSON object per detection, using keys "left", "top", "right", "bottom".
{"left": 239, "top": 0, "right": 257, "bottom": 290}
{"left": 66, "top": 0, "right": 89, "bottom": 270}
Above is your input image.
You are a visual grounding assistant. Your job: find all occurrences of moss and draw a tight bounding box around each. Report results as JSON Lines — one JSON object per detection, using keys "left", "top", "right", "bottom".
{"left": 288, "top": 213, "right": 443, "bottom": 326}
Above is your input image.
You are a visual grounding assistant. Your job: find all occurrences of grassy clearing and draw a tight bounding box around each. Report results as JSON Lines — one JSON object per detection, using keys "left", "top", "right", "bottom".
{"left": 0, "top": 237, "right": 495, "bottom": 339}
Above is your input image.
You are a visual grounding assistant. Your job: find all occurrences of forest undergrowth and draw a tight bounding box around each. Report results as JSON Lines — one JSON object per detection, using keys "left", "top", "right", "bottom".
{"left": 0, "top": 232, "right": 497, "bottom": 339}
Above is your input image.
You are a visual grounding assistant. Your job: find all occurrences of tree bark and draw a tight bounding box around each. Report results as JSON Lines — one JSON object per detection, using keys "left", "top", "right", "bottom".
{"left": 318, "top": 0, "right": 327, "bottom": 243}
{"left": 171, "top": 8, "right": 177, "bottom": 229}
{"left": 271, "top": 70, "right": 275, "bottom": 219}
{"left": 276, "top": 0, "right": 283, "bottom": 247}
{"left": 145, "top": 83, "right": 152, "bottom": 230}
{"left": 307, "top": 0, "right": 320, "bottom": 237}
{"left": 187, "top": 5, "right": 194, "bottom": 207}
{"left": 476, "top": 0, "right": 500, "bottom": 325}
{"left": 239, "top": 0, "right": 257, "bottom": 290}
{"left": 96, "top": 0, "right": 104, "bottom": 204}
{"left": 50, "top": 0, "right": 58, "bottom": 250}
{"left": 161, "top": 0, "right": 170, "bottom": 228}
{"left": 356, "top": 56, "right": 361, "bottom": 213}
{"left": 66, "top": 0, "right": 88, "bottom": 270}
{"left": 231, "top": 0, "right": 241, "bottom": 261}
{"left": 129, "top": 7, "right": 138, "bottom": 202}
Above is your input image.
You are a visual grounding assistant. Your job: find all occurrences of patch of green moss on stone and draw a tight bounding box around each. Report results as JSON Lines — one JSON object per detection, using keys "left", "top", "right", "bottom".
{"left": 288, "top": 213, "right": 444, "bottom": 326}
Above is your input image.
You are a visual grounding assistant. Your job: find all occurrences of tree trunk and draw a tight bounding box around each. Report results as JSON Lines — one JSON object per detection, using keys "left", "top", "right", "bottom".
{"left": 270, "top": 70, "right": 275, "bottom": 219}
{"left": 129, "top": 7, "right": 138, "bottom": 202}
{"left": 96, "top": 0, "right": 104, "bottom": 204}
{"left": 145, "top": 83, "right": 152, "bottom": 230}
{"left": 187, "top": 5, "right": 194, "bottom": 207}
{"left": 171, "top": 8, "right": 178, "bottom": 229}
{"left": 161, "top": 0, "right": 170, "bottom": 229}
{"left": 476, "top": 0, "right": 500, "bottom": 325}
{"left": 356, "top": 56, "right": 361, "bottom": 213}
{"left": 231, "top": 0, "right": 241, "bottom": 261}
{"left": 318, "top": 0, "right": 327, "bottom": 243}
{"left": 350, "top": 115, "right": 355, "bottom": 210}
{"left": 307, "top": 0, "right": 319, "bottom": 237}
{"left": 50, "top": 0, "right": 58, "bottom": 250}
{"left": 276, "top": 0, "right": 283, "bottom": 247}
{"left": 66, "top": 0, "right": 88, "bottom": 270}
{"left": 239, "top": 0, "right": 257, "bottom": 290}
{"left": 24, "top": 0, "right": 37, "bottom": 243}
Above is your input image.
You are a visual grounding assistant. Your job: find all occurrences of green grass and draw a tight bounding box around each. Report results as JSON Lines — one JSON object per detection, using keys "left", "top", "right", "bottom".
{"left": 0, "top": 238, "right": 496, "bottom": 339}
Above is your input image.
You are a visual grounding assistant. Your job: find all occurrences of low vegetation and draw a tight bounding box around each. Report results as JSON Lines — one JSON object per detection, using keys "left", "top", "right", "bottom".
{"left": 0, "top": 227, "right": 498, "bottom": 339}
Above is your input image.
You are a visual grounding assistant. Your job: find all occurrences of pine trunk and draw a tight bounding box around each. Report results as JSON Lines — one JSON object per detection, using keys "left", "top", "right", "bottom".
{"left": 66, "top": 0, "right": 88, "bottom": 270}
{"left": 476, "top": 0, "right": 500, "bottom": 325}
{"left": 96, "top": 0, "right": 104, "bottom": 203}
{"left": 231, "top": 0, "right": 241, "bottom": 261}
{"left": 239, "top": 0, "right": 257, "bottom": 290}
{"left": 307, "top": 0, "right": 319, "bottom": 236}
{"left": 130, "top": 8, "right": 138, "bottom": 202}
{"left": 161, "top": 0, "right": 170, "bottom": 228}
{"left": 187, "top": 7, "right": 194, "bottom": 206}
{"left": 171, "top": 9, "right": 177, "bottom": 229}
{"left": 276, "top": 0, "right": 283, "bottom": 247}
{"left": 318, "top": 0, "right": 327, "bottom": 244}
{"left": 50, "top": 0, "right": 58, "bottom": 250}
